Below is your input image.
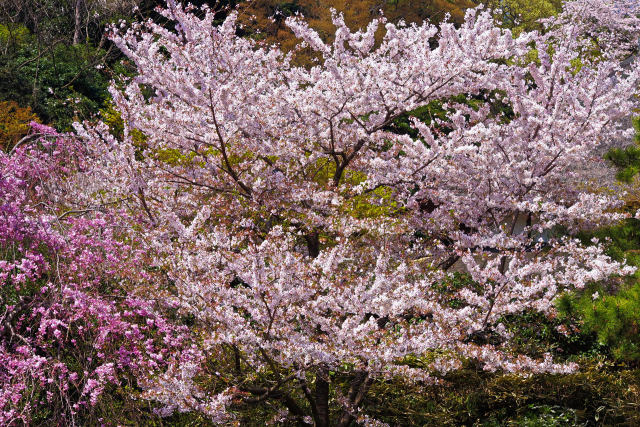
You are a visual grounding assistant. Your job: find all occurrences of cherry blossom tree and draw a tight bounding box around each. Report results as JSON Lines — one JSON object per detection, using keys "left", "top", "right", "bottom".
{"left": 542, "top": 0, "right": 640, "bottom": 59}
{"left": 73, "top": 0, "right": 640, "bottom": 423}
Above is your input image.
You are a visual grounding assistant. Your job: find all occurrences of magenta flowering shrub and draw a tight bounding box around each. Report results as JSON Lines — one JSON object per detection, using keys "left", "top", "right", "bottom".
{"left": 0, "top": 124, "right": 186, "bottom": 425}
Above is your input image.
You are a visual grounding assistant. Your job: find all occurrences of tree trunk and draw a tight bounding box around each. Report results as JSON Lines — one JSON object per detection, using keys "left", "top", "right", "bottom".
{"left": 305, "top": 231, "right": 320, "bottom": 258}
{"left": 336, "top": 371, "right": 373, "bottom": 427}
{"left": 314, "top": 366, "right": 330, "bottom": 427}
{"left": 73, "top": 0, "right": 83, "bottom": 45}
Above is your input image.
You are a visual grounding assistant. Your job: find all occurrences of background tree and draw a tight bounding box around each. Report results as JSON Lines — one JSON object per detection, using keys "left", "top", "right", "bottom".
{"left": 486, "top": 0, "right": 561, "bottom": 34}
{"left": 0, "top": 0, "right": 149, "bottom": 129}
{"left": 236, "top": 0, "right": 474, "bottom": 64}
{"left": 0, "top": 101, "right": 39, "bottom": 151}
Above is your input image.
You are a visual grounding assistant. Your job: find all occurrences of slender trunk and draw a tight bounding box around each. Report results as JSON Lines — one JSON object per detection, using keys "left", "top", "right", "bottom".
{"left": 314, "top": 366, "right": 330, "bottom": 427}
{"left": 73, "top": 0, "right": 82, "bottom": 45}
{"left": 336, "top": 371, "right": 373, "bottom": 427}
{"left": 31, "top": 39, "right": 41, "bottom": 111}
{"left": 98, "top": 32, "right": 106, "bottom": 49}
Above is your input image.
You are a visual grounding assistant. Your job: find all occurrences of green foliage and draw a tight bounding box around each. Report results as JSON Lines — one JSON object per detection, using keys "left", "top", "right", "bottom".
{"left": 0, "top": 23, "right": 31, "bottom": 49}
{"left": 605, "top": 117, "right": 640, "bottom": 183}
{"left": 488, "top": 0, "right": 561, "bottom": 34}
{"left": 563, "top": 210, "right": 640, "bottom": 364}
{"left": 345, "top": 184, "right": 404, "bottom": 219}
{"left": 101, "top": 101, "right": 149, "bottom": 147}
{"left": 579, "top": 218, "right": 640, "bottom": 263}
{"left": 501, "top": 310, "right": 604, "bottom": 360}
{"left": 161, "top": 343, "right": 640, "bottom": 426}
{"left": 558, "top": 281, "right": 640, "bottom": 362}
{"left": 385, "top": 101, "right": 448, "bottom": 139}
{"left": 557, "top": 118, "right": 640, "bottom": 363}
{"left": 358, "top": 357, "right": 640, "bottom": 426}
{"left": 101, "top": 101, "right": 126, "bottom": 138}
{"left": 384, "top": 94, "right": 486, "bottom": 139}
{"left": 0, "top": 41, "right": 111, "bottom": 129}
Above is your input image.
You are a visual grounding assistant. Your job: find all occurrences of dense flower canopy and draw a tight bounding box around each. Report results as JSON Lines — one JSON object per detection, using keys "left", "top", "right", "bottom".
{"left": 3, "top": 0, "right": 640, "bottom": 424}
